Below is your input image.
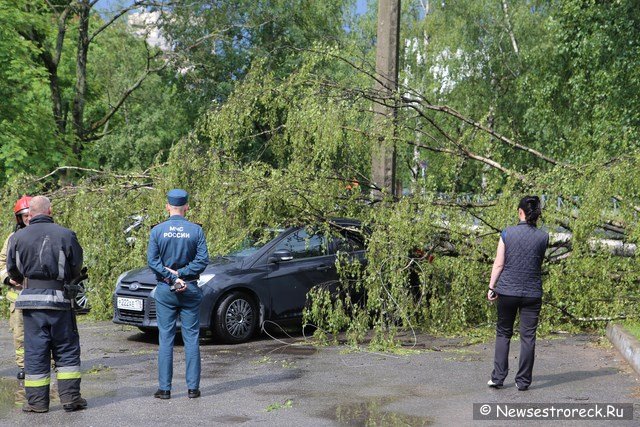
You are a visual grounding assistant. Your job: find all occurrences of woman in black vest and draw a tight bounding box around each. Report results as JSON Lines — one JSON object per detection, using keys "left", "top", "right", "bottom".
{"left": 487, "top": 196, "right": 549, "bottom": 390}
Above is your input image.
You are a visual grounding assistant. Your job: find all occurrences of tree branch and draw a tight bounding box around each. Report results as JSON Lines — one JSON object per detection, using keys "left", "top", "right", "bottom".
{"left": 31, "top": 166, "right": 151, "bottom": 184}
{"left": 613, "top": 195, "right": 640, "bottom": 214}
{"left": 403, "top": 108, "right": 528, "bottom": 181}
{"left": 402, "top": 98, "right": 566, "bottom": 167}
{"left": 88, "top": 46, "right": 167, "bottom": 134}
{"left": 316, "top": 61, "right": 563, "bottom": 170}
{"left": 546, "top": 301, "right": 627, "bottom": 322}
{"left": 52, "top": 2, "right": 73, "bottom": 67}
{"left": 89, "top": 1, "right": 177, "bottom": 43}
{"left": 89, "top": 5, "right": 138, "bottom": 43}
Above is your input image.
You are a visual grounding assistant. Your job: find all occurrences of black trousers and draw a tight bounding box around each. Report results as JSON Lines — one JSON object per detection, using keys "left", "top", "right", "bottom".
{"left": 491, "top": 295, "right": 542, "bottom": 388}
{"left": 23, "top": 310, "right": 82, "bottom": 409}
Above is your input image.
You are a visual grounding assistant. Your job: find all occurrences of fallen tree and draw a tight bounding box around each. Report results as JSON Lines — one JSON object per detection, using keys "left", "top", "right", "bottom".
{"left": 1, "top": 49, "right": 637, "bottom": 348}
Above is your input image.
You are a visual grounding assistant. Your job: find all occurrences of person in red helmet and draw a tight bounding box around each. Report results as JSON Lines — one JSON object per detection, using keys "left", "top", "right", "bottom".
{"left": 0, "top": 195, "right": 32, "bottom": 380}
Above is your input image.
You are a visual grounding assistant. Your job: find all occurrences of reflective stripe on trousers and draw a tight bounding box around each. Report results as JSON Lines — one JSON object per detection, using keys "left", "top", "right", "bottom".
{"left": 57, "top": 365, "right": 82, "bottom": 401}
{"left": 23, "top": 373, "right": 50, "bottom": 409}
{"left": 25, "top": 373, "right": 50, "bottom": 387}
{"left": 57, "top": 365, "right": 82, "bottom": 380}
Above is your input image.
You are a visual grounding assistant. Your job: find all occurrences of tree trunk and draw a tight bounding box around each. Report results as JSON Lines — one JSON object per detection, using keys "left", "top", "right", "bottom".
{"left": 72, "top": 0, "right": 91, "bottom": 153}
{"left": 501, "top": 0, "right": 519, "bottom": 55}
{"left": 372, "top": 0, "right": 401, "bottom": 199}
{"left": 42, "top": 44, "right": 66, "bottom": 135}
{"left": 21, "top": 28, "right": 65, "bottom": 134}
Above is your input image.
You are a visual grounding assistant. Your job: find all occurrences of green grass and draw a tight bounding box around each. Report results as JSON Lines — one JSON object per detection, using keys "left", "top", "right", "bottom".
{"left": 621, "top": 321, "right": 640, "bottom": 341}
{"left": 266, "top": 399, "right": 293, "bottom": 412}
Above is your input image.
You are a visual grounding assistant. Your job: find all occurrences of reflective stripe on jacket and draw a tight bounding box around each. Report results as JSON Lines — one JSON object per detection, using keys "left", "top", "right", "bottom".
{"left": 16, "top": 289, "right": 71, "bottom": 310}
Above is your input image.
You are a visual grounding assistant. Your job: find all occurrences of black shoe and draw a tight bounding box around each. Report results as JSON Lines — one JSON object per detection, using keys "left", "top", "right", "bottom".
{"left": 154, "top": 389, "right": 171, "bottom": 399}
{"left": 188, "top": 389, "right": 200, "bottom": 399}
{"left": 63, "top": 398, "right": 87, "bottom": 412}
{"left": 22, "top": 404, "right": 49, "bottom": 413}
{"left": 487, "top": 379, "right": 502, "bottom": 388}
{"left": 17, "top": 368, "right": 25, "bottom": 380}
{"left": 516, "top": 384, "right": 529, "bottom": 391}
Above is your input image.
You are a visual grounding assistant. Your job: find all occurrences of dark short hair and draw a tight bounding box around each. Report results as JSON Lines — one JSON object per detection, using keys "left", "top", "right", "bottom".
{"left": 518, "top": 196, "right": 541, "bottom": 225}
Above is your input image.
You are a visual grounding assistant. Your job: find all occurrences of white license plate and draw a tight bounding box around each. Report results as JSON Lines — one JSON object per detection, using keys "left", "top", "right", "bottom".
{"left": 117, "top": 297, "right": 143, "bottom": 312}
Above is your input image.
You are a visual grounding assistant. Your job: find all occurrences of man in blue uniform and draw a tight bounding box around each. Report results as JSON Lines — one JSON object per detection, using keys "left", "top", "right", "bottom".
{"left": 148, "top": 189, "right": 209, "bottom": 399}
{"left": 6, "top": 196, "right": 86, "bottom": 413}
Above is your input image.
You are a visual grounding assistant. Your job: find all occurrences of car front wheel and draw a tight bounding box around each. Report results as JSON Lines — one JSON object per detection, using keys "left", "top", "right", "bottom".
{"left": 74, "top": 279, "right": 90, "bottom": 314}
{"left": 212, "top": 291, "right": 258, "bottom": 344}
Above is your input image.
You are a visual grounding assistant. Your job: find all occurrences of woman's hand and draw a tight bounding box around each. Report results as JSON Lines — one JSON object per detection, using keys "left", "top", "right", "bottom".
{"left": 487, "top": 288, "right": 498, "bottom": 301}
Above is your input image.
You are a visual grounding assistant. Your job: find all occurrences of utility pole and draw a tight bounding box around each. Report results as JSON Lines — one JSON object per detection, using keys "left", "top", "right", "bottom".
{"left": 372, "top": 0, "right": 401, "bottom": 199}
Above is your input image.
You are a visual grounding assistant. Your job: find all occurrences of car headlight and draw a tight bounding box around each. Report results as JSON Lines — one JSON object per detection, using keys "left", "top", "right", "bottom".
{"left": 115, "top": 271, "right": 128, "bottom": 287}
{"left": 197, "top": 273, "right": 215, "bottom": 288}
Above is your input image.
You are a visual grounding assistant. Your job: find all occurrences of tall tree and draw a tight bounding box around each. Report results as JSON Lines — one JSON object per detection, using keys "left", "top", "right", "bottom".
{"left": 0, "top": 1, "right": 62, "bottom": 182}
{"left": 14, "top": 0, "right": 170, "bottom": 161}
{"left": 158, "top": 0, "right": 354, "bottom": 114}
{"left": 393, "top": 0, "right": 640, "bottom": 175}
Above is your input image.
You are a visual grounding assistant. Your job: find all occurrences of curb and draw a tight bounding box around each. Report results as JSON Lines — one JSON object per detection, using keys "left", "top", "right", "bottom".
{"left": 606, "top": 323, "right": 640, "bottom": 376}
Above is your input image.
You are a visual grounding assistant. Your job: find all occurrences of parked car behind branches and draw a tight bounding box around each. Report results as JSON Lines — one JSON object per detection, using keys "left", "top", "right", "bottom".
{"left": 113, "top": 219, "right": 366, "bottom": 343}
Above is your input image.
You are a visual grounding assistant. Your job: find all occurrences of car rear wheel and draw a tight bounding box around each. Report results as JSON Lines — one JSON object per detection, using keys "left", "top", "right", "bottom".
{"left": 212, "top": 291, "right": 258, "bottom": 344}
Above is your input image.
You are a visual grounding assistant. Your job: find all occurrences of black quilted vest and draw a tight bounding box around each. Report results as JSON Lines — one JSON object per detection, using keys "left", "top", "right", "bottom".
{"left": 496, "top": 221, "right": 549, "bottom": 298}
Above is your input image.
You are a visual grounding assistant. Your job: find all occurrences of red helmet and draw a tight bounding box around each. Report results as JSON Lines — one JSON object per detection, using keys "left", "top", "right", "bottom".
{"left": 13, "top": 195, "right": 32, "bottom": 218}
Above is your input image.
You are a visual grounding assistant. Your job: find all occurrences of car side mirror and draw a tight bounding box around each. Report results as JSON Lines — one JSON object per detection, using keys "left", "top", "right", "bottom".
{"left": 269, "top": 249, "right": 294, "bottom": 263}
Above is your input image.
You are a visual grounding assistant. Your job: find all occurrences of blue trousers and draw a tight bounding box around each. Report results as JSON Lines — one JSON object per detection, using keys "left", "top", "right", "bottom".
{"left": 154, "top": 282, "right": 202, "bottom": 391}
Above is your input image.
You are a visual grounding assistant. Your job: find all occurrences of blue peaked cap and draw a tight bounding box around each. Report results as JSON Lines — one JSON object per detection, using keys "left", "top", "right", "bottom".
{"left": 167, "top": 189, "right": 188, "bottom": 206}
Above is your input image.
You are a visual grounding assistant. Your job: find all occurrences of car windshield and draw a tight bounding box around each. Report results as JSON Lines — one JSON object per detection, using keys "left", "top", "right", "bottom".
{"left": 227, "top": 228, "right": 285, "bottom": 258}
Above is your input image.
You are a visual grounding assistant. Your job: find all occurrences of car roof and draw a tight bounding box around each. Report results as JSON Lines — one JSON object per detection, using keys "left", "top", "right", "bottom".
{"left": 280, "top": 218, "right": 362, "bottom": 230}
{"left": 325, "top": 218, "right": 362, "bottom": 229}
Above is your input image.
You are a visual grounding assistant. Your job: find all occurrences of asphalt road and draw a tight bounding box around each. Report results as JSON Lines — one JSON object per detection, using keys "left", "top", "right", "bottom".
{"left": 0, "top": 320, "right": 638, "bottom": 426}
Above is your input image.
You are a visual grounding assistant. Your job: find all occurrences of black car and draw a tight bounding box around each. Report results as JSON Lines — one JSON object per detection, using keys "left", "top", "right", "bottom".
{"left": 112, "top": 219, "right": 366, "bottom": 343}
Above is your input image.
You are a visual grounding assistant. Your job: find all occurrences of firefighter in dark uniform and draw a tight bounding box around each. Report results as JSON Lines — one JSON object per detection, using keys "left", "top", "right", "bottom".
{"left": 148, "top": 189, "right": 209, "bottom": 400}
{"left": 6, "top": 196, "right": 86, "bottom": 413}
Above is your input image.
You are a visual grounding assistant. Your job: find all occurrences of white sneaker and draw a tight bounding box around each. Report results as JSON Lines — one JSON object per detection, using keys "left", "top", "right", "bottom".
{"left": 487, "top": 379, "right": 502, "bottom": 388}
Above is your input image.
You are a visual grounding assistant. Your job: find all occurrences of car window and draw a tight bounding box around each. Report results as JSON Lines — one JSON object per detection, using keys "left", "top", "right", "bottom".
{"left": 332, "top": 231, "right": 365, "bottom": 253}
{"left": 228, "top": 228, "right": 285, "bottom": 258}
{"left": 272, "top": 228, "right": 327, "bottom": 259}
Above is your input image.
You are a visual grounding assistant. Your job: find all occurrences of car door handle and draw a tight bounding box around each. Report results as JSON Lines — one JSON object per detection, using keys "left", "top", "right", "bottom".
{"left": 316, "top": 265, "right": 332, "bottom": 272}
